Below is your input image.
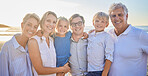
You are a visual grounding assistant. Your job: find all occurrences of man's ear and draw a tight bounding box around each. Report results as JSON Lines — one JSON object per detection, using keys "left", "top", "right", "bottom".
{"left": 126, "top": 13, "right": 128, "bottom": 20}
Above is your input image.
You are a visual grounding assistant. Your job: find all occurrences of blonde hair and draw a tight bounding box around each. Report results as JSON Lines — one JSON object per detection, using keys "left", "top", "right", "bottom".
{"left": 93, "top": 12, "right": 109, "bottom": 24}
{"left": 69, "top": 14, "right": 85, "bottom": 25}
{"left": 40, "top": 11, "right": 57, "bottom": 29}
{"left": 22, "top": 13, "right": 40, "bottom": 24}
{"left": 56, "top": 16, "right": 69, "bottom": 28}
{"left": 109, "top": 3, "right": 128, "bottom": 15}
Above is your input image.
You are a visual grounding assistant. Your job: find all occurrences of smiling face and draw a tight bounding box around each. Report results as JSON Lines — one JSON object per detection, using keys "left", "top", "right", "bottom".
{"left": 93, "top": 17, "right": 108, "bottom": 32}
{"left": 70, "top": 17, "right": 84, "bottom": 35}
{"left": 42, "top": 14, "right": 57, "bottom": 34}
{"left": 56, "top": 20, "right": 69, "bottom": 36}
{"left": 21, "top": 18, "right": 39, "bottom": 38}
{"left": 110, "top": 8, "right": 128, "bottom": 31}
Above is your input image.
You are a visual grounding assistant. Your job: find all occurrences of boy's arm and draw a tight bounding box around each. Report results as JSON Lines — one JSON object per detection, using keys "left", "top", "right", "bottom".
{"left": 102, "top": 34, "right": 114, "bottom": 76}
{"left": 102, "top": 59, "right": 112, "bottom": 76}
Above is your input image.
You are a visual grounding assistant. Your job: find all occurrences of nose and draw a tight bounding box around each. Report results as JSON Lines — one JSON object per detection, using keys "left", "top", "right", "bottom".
{"left": 115, "top": 15, "right": 119, "bottom": 20}
{"left": 31, "top": 26, "right": 34, "bottom": 30}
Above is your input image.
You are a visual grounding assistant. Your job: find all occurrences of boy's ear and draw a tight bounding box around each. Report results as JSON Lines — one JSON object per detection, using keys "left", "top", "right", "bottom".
{"left": 106, "top": 23, "right": 109, "bottom": 27}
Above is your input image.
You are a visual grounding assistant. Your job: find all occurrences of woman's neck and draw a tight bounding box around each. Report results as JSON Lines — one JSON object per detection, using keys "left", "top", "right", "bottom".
{"left": 42, "top": 31, "right": 50, "bottom": 38}
{"left": 15, "top": 34, "right": 29, "bottom": 49}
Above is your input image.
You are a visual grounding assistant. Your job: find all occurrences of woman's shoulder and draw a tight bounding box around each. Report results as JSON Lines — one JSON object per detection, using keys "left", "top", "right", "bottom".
{"left": 28, "top": 36, "right": 39, "bottom": 45}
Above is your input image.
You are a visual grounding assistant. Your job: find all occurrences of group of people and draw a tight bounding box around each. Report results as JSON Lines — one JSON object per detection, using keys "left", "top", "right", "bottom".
{"left": 0, "top": 2, "right": 148, "bottom": 76}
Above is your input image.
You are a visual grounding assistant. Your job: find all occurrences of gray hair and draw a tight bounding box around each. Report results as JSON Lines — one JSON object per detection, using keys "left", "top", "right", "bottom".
{"left": 109, "top": 3, "right": 128, "bottom": 15}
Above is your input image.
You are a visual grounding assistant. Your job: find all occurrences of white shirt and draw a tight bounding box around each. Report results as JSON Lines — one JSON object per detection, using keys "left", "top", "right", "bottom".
{"left": 69, "top": 37, "right": 87, "bottom": 76}
{"left": 108, "top": 25, "right": 148, "bottom": 76}
{"left": 0, "top": 34, "right": 33, "bottom": 76}
{"left": 32, "top": 35, "right": 56, "bottom": 76}
{"left": 87, "top": 31, "right": 114, "bottom": 72}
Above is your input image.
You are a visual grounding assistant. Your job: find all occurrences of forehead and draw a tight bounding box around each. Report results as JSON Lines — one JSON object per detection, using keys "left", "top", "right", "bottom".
{"left": 71, "top": 17, "right": 82, "bottom": 23}
{"left": 25, "top": 18, "right": 38, "bottom": 24}
{"left": 46, "top": 14, "right": 57, "bottom": 21}
{"left": 94, "top": 17, "right": 107, "bottom": 21}
{"left": 111, "top": 8, "right": 124, "bottom": 14}
{"left": 58, "top": 20, "right": 68, "bottom": 25}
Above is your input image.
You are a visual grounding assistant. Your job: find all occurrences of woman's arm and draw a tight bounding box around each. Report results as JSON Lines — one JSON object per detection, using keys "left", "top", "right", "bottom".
{"left": 28, "top": 38, "right": 70, "bottom": 75}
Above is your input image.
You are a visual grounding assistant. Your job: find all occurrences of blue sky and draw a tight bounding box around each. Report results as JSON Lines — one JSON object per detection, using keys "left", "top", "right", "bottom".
{"left": 0, "top": 0, "right": 148, "bottom": 27}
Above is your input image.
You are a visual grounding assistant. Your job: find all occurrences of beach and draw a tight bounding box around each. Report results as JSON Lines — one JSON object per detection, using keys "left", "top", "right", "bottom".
{"left": 0, "top": 25, "right": 148, "bottom": 76}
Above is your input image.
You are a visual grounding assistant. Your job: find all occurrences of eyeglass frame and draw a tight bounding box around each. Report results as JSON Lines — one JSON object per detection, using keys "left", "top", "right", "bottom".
{"left": 70, "top": 21, "right": 83, "bottom": 27}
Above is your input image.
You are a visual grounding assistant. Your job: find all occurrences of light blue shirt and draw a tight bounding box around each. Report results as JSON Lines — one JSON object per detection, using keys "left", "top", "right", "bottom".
{"left": 69, "top": 37, "right": 88, "bottom": 76}
{"left": 0, "top": 34, "right": 33, "bottom": 76}
{"left": 108, "top": 25, "right": 148, "bottom": 76}
{"left": 54, "top": 31, "right": 71, "bottom": 67}
{"left": 87, "top": 31, "right": 114, "bottom": 72}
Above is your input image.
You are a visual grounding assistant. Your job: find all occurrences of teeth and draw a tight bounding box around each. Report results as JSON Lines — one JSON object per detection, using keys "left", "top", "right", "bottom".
{"left": 75, "top": 28, "right": 81, "bottom": 31}
{"left": 28, "top": 32, "right": 33, "bottom": 34}
{"left": 48, "top": 27, "right": 52, "bottom": 30}
{"left": 115, "top": 22, "right": 120, "bottom": 23}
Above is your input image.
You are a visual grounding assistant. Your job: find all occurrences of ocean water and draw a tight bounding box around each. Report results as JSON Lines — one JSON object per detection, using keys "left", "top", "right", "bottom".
{"left": 84, "top": 25, "right": 148, "bottom": 32}
{"left": 0, "top": 26, "right": 148, "bottom": 41}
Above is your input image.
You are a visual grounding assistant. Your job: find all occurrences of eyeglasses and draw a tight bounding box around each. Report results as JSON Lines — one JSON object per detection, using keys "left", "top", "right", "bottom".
{"left": 110, "top": 13, "right": 124, "bottom": 18}
{"left": 71, "top": 21, "right": 83, "bottom": 27}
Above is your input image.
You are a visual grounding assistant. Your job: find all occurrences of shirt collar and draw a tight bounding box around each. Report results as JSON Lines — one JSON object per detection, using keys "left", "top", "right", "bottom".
{"left": 12, "top": 34, "right": 28, "bottom": 53}
{"left": 71, "top": 36, "right": 84, "bottom": 42}
{"left": 121, "top": 24, "right": 132, "bottom": 35}
{"left": 12, "top": 34, "right": 21, "bottom": 49}
{"left": 95, "top": 31, "right": 105, "bottom": 35}
{"left": 110, "top": 24, "right": 132, "bottom": 36}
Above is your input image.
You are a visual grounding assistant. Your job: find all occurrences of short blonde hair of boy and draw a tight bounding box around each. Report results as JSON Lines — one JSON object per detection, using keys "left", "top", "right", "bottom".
{"left": 23, "top": 13, "right": 40, "bottom": 24}
{"left": 109, "top": 3, "right": 128, "bottom": 16}
{"left": 40, "top": 11, "right": 57, "bottom": 29}
{"left": 56, "top": 16, "right": 69, "bottom": 28}
{"left": 93, "top": 12, "right": 109, "bottom": 24}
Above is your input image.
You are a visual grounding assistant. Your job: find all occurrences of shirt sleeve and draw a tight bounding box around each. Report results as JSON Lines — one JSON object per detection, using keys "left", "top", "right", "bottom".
{"left": 104, "top": 34, "right": 114, "bottom": 62}
{"left": 0, "top": 44, "right": 9, "bottom": 76}
{"left": 140, "top": 31, "right": 148, "bottom": 54}
{"left": 66, "top": 31, "right": 72, "bottom": 38}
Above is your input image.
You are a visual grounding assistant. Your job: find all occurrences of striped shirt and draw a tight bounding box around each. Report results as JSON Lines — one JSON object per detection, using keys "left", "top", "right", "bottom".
{"left": 69, "top": 37, "right": 88, "bottom": 76}
{"left": 0, "top": 34, "right": 33, "bottom": 76}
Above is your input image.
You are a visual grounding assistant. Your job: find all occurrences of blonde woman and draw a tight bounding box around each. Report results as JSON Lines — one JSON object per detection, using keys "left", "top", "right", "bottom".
{"left": 0, "top": 13, "right": 40, "bottom": 76}
{"left": 28, "top": 11, "right": 70, "bottom": 76}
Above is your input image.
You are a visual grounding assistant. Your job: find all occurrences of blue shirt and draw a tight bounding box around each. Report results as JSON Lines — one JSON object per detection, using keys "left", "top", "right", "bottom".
{"left": 54, "top": 31, "right": 71, "bottom": 67}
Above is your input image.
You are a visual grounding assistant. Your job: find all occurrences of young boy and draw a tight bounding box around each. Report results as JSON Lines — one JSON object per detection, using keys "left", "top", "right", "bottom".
{"left": 86, "top": 12, "right": 114, "bottom": 76}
